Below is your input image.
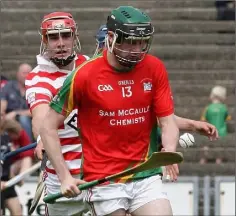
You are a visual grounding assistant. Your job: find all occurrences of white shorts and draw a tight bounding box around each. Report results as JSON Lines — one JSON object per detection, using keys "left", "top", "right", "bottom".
{"left": 46, "top": 200, "right": 91, "bottom": 216}
{"left": 44, "top": 172, "right": 90, "bottom": 216}
{"left": 84, "top": 175, "right": 168, "bottom": 216}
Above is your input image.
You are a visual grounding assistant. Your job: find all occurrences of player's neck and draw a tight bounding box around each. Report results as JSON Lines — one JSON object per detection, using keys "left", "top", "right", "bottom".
{"left": 59, "top": 60, "right": 75, "bottom": 71}
{"left": 107, "top": 52, "right": 131, "bottom": 72}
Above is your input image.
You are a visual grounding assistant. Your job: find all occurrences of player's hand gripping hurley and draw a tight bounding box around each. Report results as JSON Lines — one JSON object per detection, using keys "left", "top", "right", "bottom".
{"left": 44, "top": 151, "right": 183, "bottom": 204}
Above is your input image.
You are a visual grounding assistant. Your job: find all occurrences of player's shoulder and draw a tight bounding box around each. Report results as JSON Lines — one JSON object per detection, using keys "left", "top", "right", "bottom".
{"left": 73, "top": 55, "right": 103, "bottom": 78}
{"left": 75, "top": 53, "right": 90, "bottom": 60}
{"left": 25, "top": 65, "right": 45, "bottom": 83}
{"left": 75, "top": 54, "right": 90, "bottom": 66}
{"left": 25, "top": 64, "right": 66, "bottom": 93}
{"left": 27, "top": 64, "right": 65, "bottom": 80}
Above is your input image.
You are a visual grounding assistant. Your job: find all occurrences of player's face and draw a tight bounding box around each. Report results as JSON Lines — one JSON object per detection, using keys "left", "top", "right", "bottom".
{"left": 114, "top": 37, "right": 149, "bottom": 63}
{"left": 46, "top": 31, "right": 74, "bottom": 59}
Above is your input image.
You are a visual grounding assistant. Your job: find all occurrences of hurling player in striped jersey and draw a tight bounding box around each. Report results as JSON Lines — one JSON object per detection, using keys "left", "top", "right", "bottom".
{"left": 25, "top": 12, "right": 90, "bottom": 216}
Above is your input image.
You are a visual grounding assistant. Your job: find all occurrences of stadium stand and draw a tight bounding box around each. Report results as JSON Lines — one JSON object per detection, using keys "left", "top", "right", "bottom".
{"left": 1, "top": 0, "right": 234, "bottom": 172}
{"left": 1, "top": 1, "right": 234, "bottom": 215}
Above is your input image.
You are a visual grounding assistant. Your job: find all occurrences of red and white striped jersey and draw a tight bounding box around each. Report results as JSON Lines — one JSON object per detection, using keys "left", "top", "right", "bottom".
{"left": 25, "top": 54, "right": 89, "bottom": 176}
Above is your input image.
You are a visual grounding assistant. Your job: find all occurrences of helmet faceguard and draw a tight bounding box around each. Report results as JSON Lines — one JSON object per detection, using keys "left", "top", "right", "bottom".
{"left": 40, "top": 12, "right": 81, "bottom": 67}
{"left": 93, "top": 25, "right": 108, "bottom": 57}
{"left": 106, "top": 6, "right": 154, "bottom": 69}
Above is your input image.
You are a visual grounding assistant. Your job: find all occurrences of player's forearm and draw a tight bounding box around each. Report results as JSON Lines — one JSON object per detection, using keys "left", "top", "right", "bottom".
{"left": 32, "top": 117, "right": 40, "bottom": 139}
{"left": 40, "top": 125, "right": 70, "bottom": 183}
{"left": 174, "top": 115, "right": 196, "bottom": 131}
{"left": 160, "top": 115, "right": 179, "bottom": 152}
{"left": 32, "top": 104, "right": 50, "bottom": 139}
{"left": 32, "top": 114, "right": 46, "bottom": 139}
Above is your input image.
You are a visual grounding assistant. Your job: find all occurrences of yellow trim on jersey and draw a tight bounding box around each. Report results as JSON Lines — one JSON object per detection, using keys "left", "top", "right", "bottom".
{"left": 144, "top": 142, "right": 151, "bottom": 161}
{"left": 117, "top": 146, "right": 150, "bottom": 183}
{"left": 68, "top": 71, "right": 78, "bottom": 114}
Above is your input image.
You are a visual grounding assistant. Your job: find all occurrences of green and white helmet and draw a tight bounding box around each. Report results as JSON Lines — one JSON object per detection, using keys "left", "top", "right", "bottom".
{"left": 106, "top": 6, "right": 154, "bottom": 68}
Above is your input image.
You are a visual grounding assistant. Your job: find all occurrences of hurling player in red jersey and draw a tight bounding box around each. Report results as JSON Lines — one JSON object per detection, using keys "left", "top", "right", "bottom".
{"left": 93, "top": 24, "right": 218, "bottom": 142}
{"left": 41, "top": 6, "right": 216, "bottom": 216}
{"left": 92, "top": 23, "right": 218, "bottom": 183}
{"left": 25, "top": 12, "right": 89, "bottom": 216}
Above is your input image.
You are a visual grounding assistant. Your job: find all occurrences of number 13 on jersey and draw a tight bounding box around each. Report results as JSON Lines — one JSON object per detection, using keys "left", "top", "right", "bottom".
{"left": 122, "top": 86, "right": 132, "bottom": 98}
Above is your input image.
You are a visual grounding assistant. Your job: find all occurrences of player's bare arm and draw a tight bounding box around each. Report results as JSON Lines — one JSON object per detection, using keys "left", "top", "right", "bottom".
{"left": 31, "top": 104, "right": 50, "bottom": 159}
{"left": 157, "top": 115, "right": 218, "bottom": 141}
{"left": 32, "top": 104, "right": 50, "bottom": 137}
{"left": 174, "top": 115, "right": 218, "bottom": 140}
{"left": 159, "top": 114, "right": 179, "bottom": 181}
{"left": 40, "top": 108, "right": 70, "bottom": 181}
{"left": 40, "top": 107, "right": 85, "bottom": 197}
{"left": 159, "top": 114, "right": 179, "bottom": 152}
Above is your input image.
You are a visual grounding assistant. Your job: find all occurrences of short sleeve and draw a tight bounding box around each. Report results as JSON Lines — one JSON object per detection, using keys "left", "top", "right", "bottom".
{"left": 50, "top": 68, "right": 86, "bottom": 117}
{"left": 25, "top": 72, "right": 55, "bottom": 111}
{"left": 153, "top": 60, "right": 174, "bottom": 118}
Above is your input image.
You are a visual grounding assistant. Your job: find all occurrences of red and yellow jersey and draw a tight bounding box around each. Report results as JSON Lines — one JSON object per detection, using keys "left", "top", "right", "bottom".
{"left": 50, "top": 50, "right": 174, "bottom": 182}
{"left": 25, "top": 54, "right": 89, "bottom": 176}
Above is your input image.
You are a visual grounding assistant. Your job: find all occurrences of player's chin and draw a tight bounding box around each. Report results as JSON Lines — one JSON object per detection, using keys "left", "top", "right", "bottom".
{"left": 54, "top": 53, "right": 69, "bottom": 58}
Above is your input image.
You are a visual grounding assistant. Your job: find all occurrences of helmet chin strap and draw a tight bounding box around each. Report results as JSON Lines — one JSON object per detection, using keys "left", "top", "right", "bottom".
{"left": 50, "top": 53, "right": 75, "bottom": 67}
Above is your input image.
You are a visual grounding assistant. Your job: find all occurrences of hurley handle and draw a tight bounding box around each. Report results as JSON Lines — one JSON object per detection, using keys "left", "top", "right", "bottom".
{"left": 43, "top": 179, "right": 101, "bottom": 204}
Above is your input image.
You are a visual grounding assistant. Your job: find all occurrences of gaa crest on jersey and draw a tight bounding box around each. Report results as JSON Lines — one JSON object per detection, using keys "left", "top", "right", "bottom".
{"left": 143, "top": 82, "right": 152, "bottom": 92}
{"left": 141, "top": 78, "right": 152, "bottom": 93}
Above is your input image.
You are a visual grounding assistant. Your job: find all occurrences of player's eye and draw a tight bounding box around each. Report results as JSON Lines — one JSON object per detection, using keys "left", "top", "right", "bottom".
{"left": 61, "top": 32, "right": 73, "bottom": 39}
{"left": 47, "top": 34, "right": 59, "bottom": 40}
